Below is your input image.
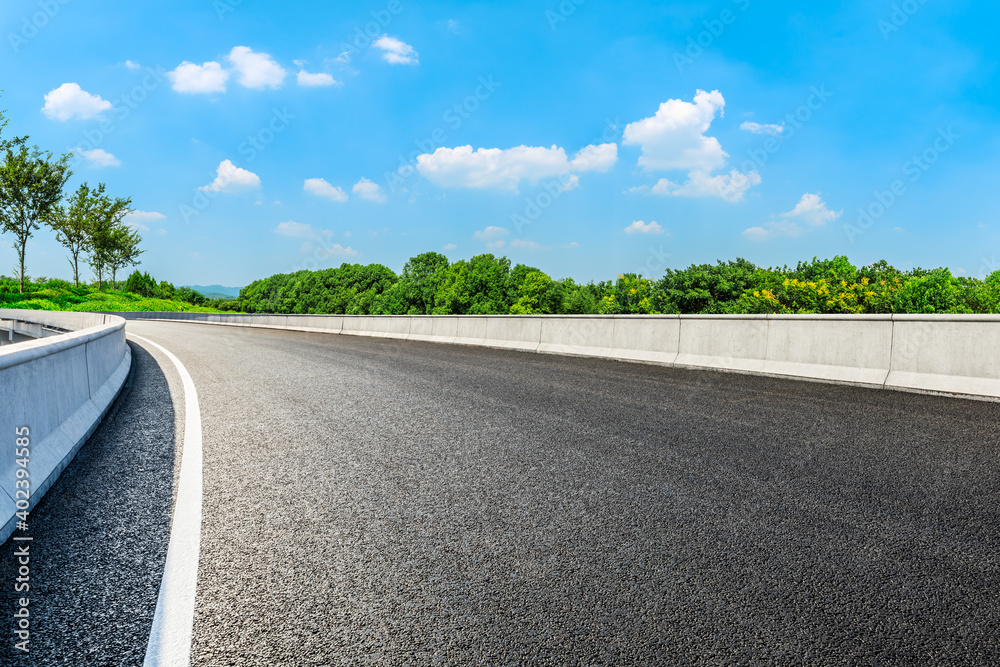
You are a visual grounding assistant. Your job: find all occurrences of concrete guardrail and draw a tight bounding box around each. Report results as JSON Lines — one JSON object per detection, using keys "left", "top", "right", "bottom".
{"left": 0, "top": 316, "right": 69, "bottom": 344}
{"left": 119, "top": 311, "right": 997, "bottom": 401}
{"left": 0, "top": 309, "right": 132, "bottom": 543}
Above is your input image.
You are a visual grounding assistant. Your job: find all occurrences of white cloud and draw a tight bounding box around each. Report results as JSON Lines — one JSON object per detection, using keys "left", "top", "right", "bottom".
{"left": 275, "top": 221, "right": 333, "bottom": 239}
{"left": 623, "top": 89, "right": 727, "bottom": 172}
{"left": 318, "top": 244, "right": 357, "bottom": 258}
{"left": 570, "top": 143, "right": 619, "bottom": 172}
{"left": 563, "top": 241, "right": 580, "bottom": 249}
{"left": 124, "top": 60, "right": 141, "bottom": 70}
{"left": 374, "top": 35, "right": 418, "bottom": 65}
{"left": 743, "top": 193, "right": 841, "bottom": 240}
{"left": 75, "top": 147, "right": 120, "bottom": 168}
{"left": 442, "top": 243, "right": 457, "bottom": 251}
{"left": 124, "top": 210, "right": 160, "bottom": 233}
{"left": 228, "top": 46, "right": 286, "bottom": 89}
{"left": 42, "top": 83, "right": 112, "bottom": 121}
{"left": 560, "top": 174, "right": 581, "bottom": 191}
{"left": 742, "top": 226, "right": 772, "bottom": 241}
{"left": 168, "top": 61, "right": 229, "bottom": 94}
{"left": 510, "top": 239, "right": 543, "bottom": 250}
{"left": 641, "top": 169, "right": 762, "bottom": 203}
{"left": 352, "top": 178, "right": 386, "bottom": 203}
{"left": 297, "top": 70, "right": 339, "bottom": 87}
{"left": 486, "top": 240, "right": 505, "bottom": 250}
{"left": 199, "top": 159, "right": 261, "bottom": 193}
{"left": 782, "top": 192, "right": 842, "bottom": 227}
{"left": 742, "top": 220, "right": 811, "bottom": 240}
{"left": 624, "top": 220, "right": 664, "bottom": 235}
{"left": 304, "top": 178, "right": 348, "bottom": 202}
{"left": 474, "top": 226, "right": 509, "bottom": 242}
{"left": 446, "top": 20, "right": 460, "bottom": 33}
{"left": 415, "top": 143, "right": 617, "bottom": 191}
{"left": 624, "top": 90, "right": 762, "bottom": 203}
{"left": 741, "top": 121, "right": 784, "bottom": 136}
{"left": 157, "top": 228, "right": 167, "bottom": 235}
{"left": 126, "top": 211, "right": 166, "bottom": 223}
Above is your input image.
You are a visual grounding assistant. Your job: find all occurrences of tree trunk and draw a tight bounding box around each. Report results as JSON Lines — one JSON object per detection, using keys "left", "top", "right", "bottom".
{"left": 18, "top": 241, "right": 26, "bottom": 294}
{"left": 72, "top": 252, "right": 79, "bottom": 287}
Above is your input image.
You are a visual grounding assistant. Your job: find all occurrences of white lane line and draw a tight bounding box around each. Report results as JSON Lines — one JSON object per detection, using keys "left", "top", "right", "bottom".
{"left": 130, "top": 333, "right": 203, "bottom": 667}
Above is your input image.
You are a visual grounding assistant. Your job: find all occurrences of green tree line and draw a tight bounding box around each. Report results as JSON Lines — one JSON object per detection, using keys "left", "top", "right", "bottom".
{"left": 236, "top": 253, "right": 1000, "bottom": 316}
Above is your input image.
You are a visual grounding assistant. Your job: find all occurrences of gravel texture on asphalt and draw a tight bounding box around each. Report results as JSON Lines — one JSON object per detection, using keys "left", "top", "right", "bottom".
{"left": 0, "top": 341, "right": 181, "bottom": 665}
{"left": 7, "top": 320, "right": 1000, "bottom": 665}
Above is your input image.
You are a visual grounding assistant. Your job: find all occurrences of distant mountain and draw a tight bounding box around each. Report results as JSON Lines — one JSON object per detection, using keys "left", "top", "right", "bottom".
{"left": 185, "top": 285, "right": 243, "bottom": 300}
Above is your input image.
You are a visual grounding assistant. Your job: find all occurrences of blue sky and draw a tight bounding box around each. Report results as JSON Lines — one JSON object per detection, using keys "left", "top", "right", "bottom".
{"left": 2, "top": 0, "right": 998, "bottom": 286}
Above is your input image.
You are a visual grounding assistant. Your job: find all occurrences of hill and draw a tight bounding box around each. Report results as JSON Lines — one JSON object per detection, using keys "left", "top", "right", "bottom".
{"left": 186, "top": 284, "right": 243, "bottom": 299}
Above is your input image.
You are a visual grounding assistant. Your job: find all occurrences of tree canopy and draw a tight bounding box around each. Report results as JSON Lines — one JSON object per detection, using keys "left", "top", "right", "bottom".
{"left": 235, "top": 253, "right": 1000, "bottom": 316}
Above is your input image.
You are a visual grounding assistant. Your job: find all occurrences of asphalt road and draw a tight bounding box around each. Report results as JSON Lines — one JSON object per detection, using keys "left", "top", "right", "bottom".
{"left": 4, "top": 320, "right": 1000, "bottom": 665}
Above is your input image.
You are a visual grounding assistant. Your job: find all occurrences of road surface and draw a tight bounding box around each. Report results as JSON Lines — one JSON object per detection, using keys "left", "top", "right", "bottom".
{"left": 3, "top": 320, "right": 999, "bottom": 664}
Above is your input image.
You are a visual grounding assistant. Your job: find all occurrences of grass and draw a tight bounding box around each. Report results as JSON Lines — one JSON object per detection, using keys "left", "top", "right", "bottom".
{"left": 0, "top": 281, "right": 221, "bottom": 313}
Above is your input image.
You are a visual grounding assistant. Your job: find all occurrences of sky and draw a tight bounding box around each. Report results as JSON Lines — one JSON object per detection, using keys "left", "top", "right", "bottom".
{"left": 1, "top": 0, "right": 998, "bottom": 287}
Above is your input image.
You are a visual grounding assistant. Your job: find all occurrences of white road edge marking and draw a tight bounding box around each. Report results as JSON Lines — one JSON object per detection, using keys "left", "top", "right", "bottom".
{"left": 130, "top": 334, "right": 203, "bottom": 667}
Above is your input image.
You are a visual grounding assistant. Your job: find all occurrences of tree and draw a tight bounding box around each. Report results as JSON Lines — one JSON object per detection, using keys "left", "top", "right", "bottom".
{"left": 509, "top": 269, "right": 562, "bottom": 314}
{"left": 598, "top": 274, "right": 659, "bottom": 314}
{"left": 0, "top": 145, "right": 72, "bottom": 292}
{"left": 433, "top": 254, "right": 511, "bottom": 314}
{"left": 47, "top": 182, "right": 105, "bottom": 286}
{"left": 106, "top": 224, "right": 144, "bottom": 285}
{"left": 175, "top": 286, "right": 206, "bottom": 306}
{"left": 400, "top": 251, "right": 450, "bottom": 314}
{"left": 657, "top": 258, "right": 762, "bottom": 314}
{"left": 85, "top": 192, "right": 132, "bottom": 290}
{"left": 124, "top": 269, "right": 158, "bottom": 297}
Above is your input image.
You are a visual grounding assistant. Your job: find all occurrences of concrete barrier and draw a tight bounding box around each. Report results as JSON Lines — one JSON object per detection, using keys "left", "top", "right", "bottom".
{"left": 613, "top": 315, "right": 681, "bottom": 365}
{"left": 115, "top": 311, "right": 1000, "bottom": 402}
{"left": 341, "top": 316, "right": 374, "bottom": 337}
{"left": 0, "top": 309, "right": 131, "bottom": 543}
{"left": 0, "top": 319, "right": 64, "bottom": 340}
{"left": 285, "top": 315, "right": 342, "bottom": 333}
{"left": 538, "top": 315, "right": 617, "bottom": 358}
{"left": 886, "top": 315, "right": 1000, "bottom": 399}
{"left": 429, "top": 316, "right": 459, "bottom": 344}
{"left": 675, "top": 315, "right": 767, "bottom": 373}
{"left": 484, "top": 317, "right": 541, "bottom": 352}
{"left": 407, "top": 316, "right": 436, "bottom": 342}
{"left": 248, "top": 315, "right": 288, "bottom": 330}
{"left": 370, "top": 316, "right": 411, "bottom": 340}
{"left": 453, "top": 316, "right": 488, "bottom": 347}
{"left": 764, "top": 315, "right": 893, "bottom": 387}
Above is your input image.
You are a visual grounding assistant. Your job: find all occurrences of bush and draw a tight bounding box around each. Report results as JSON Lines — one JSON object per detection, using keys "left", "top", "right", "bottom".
{"left": 175, "top": 286, "right": 207, "bottom": 306}
{"left": 124, "top": 270, "right": 158, "bottom": 297}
